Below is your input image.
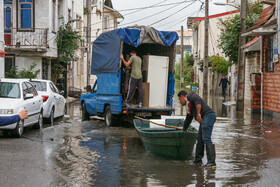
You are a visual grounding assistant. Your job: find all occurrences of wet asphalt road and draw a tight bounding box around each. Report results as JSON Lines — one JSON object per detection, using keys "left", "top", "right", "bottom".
{"left": 1, "top": 96, "right": 280, "bottom": 186}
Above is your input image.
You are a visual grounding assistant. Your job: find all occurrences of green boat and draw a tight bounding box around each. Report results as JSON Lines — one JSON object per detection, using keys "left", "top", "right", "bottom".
{"left": 133, "top": 118, "right": 198, "bottom": 160}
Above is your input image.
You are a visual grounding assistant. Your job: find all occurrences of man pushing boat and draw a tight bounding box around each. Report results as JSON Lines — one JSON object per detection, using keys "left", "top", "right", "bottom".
{"left": 178, "top": 90, "right": 216, "bottom": 168}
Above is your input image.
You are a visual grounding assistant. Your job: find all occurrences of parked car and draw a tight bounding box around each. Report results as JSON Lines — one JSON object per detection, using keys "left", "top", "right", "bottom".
{"left": 0, "top": 78, "right": 43, "bottom": 138}
{"left": 30, "top": 79, "right": 66, "bottom": 125}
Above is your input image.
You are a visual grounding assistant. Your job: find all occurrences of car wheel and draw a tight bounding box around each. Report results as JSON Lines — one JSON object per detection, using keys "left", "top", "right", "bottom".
{"left": 104, "top": 105, "right": 117, "bottom": 127}
{"left": 12, "top": 120, "right": 24, "bottom": 138}
{"left": 47, "top": 107, "right": 54, "bottom": 125}
{"left": 82, "top": 102, "right": 89, "bottom": 121}
{"left": 33, "top": 111, "right": 43, "bottom": 130}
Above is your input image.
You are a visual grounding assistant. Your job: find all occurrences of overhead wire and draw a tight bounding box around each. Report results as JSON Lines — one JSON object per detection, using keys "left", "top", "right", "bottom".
{"left": 148, "top": 1, "right": 196, "bottom": 27}
{"left": 158, "top": 8, "right": 201, "bottom": 30}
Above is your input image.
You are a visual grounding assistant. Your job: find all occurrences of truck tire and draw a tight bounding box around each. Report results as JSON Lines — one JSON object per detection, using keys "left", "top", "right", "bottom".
{"left": 104, "top": 105, "right": 117, "bottom": 127}
{"left": 82, "top": 102, "right": 89, "bottom": 121}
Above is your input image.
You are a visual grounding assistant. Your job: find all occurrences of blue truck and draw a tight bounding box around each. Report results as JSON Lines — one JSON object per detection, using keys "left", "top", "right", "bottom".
{"left": 80, "top": 26, "right": 179, "bottom": 126}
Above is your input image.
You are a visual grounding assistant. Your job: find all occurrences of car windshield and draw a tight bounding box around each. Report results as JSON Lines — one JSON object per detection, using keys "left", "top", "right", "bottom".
{"left": 31, "top": 81, "right": 47, "bottom": 91}
{"left": 0, "top": 82, "right": 20, "bottom": 98}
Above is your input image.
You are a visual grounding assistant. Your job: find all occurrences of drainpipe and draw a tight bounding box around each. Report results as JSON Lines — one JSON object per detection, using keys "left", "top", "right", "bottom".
{"left": 260, "top": 36, "right": 263, "bottom": 120}
{"left": 0, "top": 0, "right": 4, "bottom": 78}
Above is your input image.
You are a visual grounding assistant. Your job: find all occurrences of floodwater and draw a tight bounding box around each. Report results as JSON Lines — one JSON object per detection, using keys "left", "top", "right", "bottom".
{"left": 1, "top": 94, "right": 280, "bottom": 186}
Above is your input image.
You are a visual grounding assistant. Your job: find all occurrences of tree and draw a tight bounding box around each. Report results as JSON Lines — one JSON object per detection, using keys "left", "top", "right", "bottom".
{"left": 52, "top": 17, "right": 82, "bottom": 84}
{"left": 218, "top": 1, "right": 263, "bottom": 64}
{"left": 210, "top": 55, "right": 229, "bottom": 75}
{"left": 175, "top": 52, "right": 195, "bottom": 85}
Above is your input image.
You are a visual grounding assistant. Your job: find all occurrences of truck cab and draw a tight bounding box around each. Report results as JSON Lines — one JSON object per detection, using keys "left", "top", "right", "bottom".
{"left": 80, "top": 26, "right": 179, "bottom": 126}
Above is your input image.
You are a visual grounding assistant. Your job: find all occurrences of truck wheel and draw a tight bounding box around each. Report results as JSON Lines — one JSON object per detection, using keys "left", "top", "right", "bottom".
{"left": 82, "top": 102, "right": 89, "bottom": 121}
{"left": 105, "top": 105, "right": 117, "bottom": 127}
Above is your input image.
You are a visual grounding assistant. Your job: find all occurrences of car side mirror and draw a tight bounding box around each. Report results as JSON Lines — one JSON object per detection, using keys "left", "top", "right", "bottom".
{"left": 25, "top": 93, "right": 34, "bottom": 100}
{"left": 60, "top": 90, "right": 65, "bottom": 96}
{"left": 85, "top": 85, "right": 92, "bottom": 93}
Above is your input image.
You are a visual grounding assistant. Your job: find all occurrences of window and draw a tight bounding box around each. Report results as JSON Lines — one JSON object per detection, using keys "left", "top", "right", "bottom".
{"left": 4, "top": 57, "right": 15, "bottom": 74}
{"left": 91, "top": 0, "right": 97, "bottom": 4}
{"left": 25, "top": 82, "right": 38, "bottom": 96}
{"left": 22, "top": 82, "right": 28, "bottom": 96}
{"left": 0, "top": 83, "right": 20, "bottom": 98}
{"left": 50, "top": 82, "right": 59, "bottom": 93}
{"left": 4, "top": 0, "right": 12, "bottom": 33}
{"left": 30, "top": 81, "right": 47, "bottom": 91}
{"left": 17, "top": 0, "right": 34, "bottom": 30}
{"left": 104, "top": 16, "right": 109, "bottom": 29}
{"left": 265, "top": 36, "right": 274, "bottom": 72}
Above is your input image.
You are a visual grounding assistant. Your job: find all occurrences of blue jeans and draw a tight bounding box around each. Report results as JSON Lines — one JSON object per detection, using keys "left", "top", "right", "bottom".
{"left": 197, "top": 112, "right": 216, "bottom": 145}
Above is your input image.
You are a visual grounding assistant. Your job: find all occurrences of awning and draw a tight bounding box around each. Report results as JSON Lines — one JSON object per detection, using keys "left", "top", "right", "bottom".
{"left": 241, "top": 25, "right": 276, "bottom": 37}
{"left": 241, "top": 36, "right": 261, "bottom": 52}
{"left": 0, "top": 50, "right": 6, "bottom": 58}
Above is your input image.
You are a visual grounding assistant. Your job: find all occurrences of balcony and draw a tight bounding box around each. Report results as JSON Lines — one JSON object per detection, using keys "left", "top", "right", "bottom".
{"left": 4, "top": 28, "right": 49, "bottom": 53}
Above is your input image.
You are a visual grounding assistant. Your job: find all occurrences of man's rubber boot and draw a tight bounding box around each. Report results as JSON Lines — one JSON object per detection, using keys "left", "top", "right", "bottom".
{"left": 201, "top": 144, "right": 216, "bottom": 168}
{"left": 193, "top": 143, "right": 204, "bottom": 165}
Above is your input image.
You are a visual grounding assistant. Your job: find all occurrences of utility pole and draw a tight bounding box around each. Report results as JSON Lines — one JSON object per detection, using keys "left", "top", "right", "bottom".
{"left": 86, "top": 0, "right": 91, "bottom": 86}
{"left": 180, "top": 26, "right": 184, "bottom": 116}
{"left": 203, "top": 0, "right": 209, "bottom": 100}
{"left": 237, "top": 0, "right": 247, "bottom": 111}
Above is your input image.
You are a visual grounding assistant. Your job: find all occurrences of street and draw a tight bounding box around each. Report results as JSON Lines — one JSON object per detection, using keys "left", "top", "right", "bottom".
{"left": 1, "top": 96, "right": 280, "bottom": 187}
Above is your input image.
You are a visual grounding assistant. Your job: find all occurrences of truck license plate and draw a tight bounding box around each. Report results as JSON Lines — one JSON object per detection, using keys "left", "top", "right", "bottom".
{"left": 135, "top": 112, "right": 152, "bottom": 117}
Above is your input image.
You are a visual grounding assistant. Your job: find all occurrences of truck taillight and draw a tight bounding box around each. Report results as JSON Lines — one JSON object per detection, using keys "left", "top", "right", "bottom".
{"left": 42, "top": 96, "right": 49, "bottom": 102}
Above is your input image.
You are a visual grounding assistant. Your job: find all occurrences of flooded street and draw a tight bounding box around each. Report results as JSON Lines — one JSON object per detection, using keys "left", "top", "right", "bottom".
{"left": 1, "top": 94, "right": 280, "bottom": 186}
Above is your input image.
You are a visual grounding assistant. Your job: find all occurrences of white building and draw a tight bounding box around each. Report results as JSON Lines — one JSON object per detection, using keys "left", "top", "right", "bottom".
{"left": 187, "top": 10, "right": 239, "bottom": 97}
{"left": 79, "top": 0, "right": 123, "bottom": 88}
{"left": 175, "top": 30, "right": 192, "bottom": 62}
{"left": 1, "top": 0, "right": 84, "bottom": 97}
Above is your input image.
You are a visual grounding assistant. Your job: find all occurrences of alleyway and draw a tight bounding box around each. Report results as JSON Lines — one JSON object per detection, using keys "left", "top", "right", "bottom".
{"left": 0, "top": 95, "right": 280, "bottom": 186}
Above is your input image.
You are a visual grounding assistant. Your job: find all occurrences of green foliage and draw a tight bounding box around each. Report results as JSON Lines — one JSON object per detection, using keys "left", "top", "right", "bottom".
{"left": 209, "top": 55, "right": 229, "bottom": 75}
{"left": 218, "top": 1, "right": 263, "bottom": 64}
{"left": 175, "top": 52, "right": 195, "bottom": 85}
{"left": 53, "top": 17, "right": 82, "bottom": 83}
{"left": 5, "top": 63, "right": 40, "bottom": 79}
{"left": 56, "top": 17, "right": 82, "bottom": 64}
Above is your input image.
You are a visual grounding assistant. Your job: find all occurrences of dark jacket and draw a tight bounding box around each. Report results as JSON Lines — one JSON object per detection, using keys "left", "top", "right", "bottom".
{"left": 0, "top": 115, "right": 20, "bottom": 127}
{"left": 183, "top": 92, "right": 214, "bottom": 130}
{"left": 219, "top": 78, "right": 230, "bottom": 88}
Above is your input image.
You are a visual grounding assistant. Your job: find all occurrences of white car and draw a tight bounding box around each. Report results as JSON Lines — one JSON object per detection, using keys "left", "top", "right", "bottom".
{"left": 30, "top": 79, "right": 66, "bottom": 125}
{"left": 0, "top": 78, "right": 43, "bottom": 138}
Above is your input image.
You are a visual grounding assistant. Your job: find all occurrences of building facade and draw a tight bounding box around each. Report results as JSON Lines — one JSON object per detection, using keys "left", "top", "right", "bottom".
{"left": 187, "top": 10, "right": 239, "bottom": 97}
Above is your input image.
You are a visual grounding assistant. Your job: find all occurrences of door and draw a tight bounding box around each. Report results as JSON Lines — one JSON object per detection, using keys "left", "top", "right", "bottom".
{"left": 22, "top": 82, "right": 34, "bottom": 125}
{"left": 50, "top": 82, "right": 64, "bottom": 117}
{"left": 25, "top": 82, "right": 42, "bottom": 124}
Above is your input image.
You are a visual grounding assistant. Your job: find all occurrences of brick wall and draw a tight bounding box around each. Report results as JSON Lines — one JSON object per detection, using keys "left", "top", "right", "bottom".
{"left": 251, "top": 74, "right": 261, "bottom": 111}
{"left": 263, "top": 36, "right": 280, "bottom": 114}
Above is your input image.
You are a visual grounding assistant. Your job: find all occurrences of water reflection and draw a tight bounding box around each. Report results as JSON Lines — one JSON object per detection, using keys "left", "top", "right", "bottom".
{"left": 48, "top": 93, "right": 280, "bottom": 186}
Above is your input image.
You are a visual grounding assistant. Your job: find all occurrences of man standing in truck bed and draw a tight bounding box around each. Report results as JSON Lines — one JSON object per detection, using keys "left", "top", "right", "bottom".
{"left": 120, "top": 50, "right": 143, "bottom": 108}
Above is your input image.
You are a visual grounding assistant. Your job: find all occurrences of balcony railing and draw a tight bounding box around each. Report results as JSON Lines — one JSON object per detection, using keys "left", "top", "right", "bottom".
{"left": 4, "top": 28, "right": 48, "bottom": 48}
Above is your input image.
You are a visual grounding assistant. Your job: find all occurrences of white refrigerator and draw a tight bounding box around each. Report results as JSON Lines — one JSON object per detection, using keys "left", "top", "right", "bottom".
{"left": 143, "top": 55, "right": 169, "bottom": 108}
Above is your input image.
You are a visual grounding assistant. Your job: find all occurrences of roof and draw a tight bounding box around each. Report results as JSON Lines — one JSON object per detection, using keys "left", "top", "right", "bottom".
{"left": 176, "top": 30, "right": 192, "bottom": 36}
{"left": 242, "top": 36, "right": 261, "bottom": 52}
{"left": 0, "top": 78, "right": 29, "bottom": 83}
{"left": 247, "top": 5, "right": 275, "bottom": 31}
{"left": 192, "top": 10, "right": 240, "bottom": 22}
{"left": 104, "top": 0, "right": 113, "bottom": 9}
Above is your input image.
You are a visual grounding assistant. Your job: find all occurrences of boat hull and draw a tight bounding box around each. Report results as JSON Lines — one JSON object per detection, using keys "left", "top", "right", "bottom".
{"left": 134, "top": 118, "right": 198, "bottom": 160}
